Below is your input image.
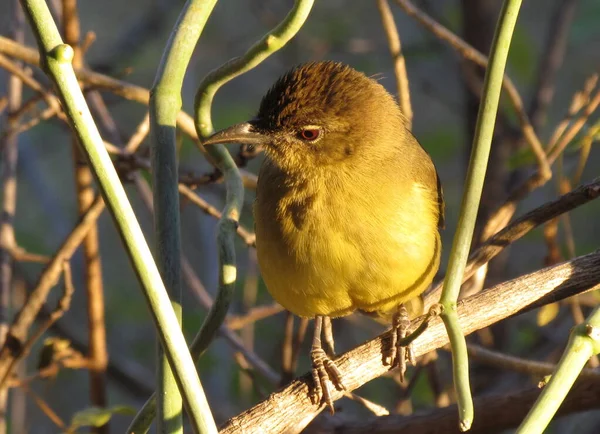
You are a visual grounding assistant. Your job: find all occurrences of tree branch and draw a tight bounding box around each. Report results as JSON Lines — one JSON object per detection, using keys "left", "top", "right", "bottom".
{"left": 0, "top": 195, "right": 105, "bottom": 386}
{"left": 529, "top": 0, "right": 578, "bottom": 130}
{"left": 220, "top": 250, "right": 600, "bottom": 433}
{"left": 315, "top": 378, "right": 600, "bottom": 434}
{"left": 425, "top": 177, "right": 600, "bottom": 309}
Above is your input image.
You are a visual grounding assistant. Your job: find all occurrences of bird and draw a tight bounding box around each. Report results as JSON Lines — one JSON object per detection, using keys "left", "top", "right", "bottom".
{"left": 203, "top": 61, "right": 444, "bottom": 412}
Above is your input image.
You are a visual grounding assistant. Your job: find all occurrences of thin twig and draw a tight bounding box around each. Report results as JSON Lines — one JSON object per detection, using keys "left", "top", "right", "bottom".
{"left": 547, "top": 73, "right": 598, "bottom": 150}
{"left": 240, "top": 247, "right": 259, "bottom": 400}
{"left": 0, "top": 3, "right": 25, "bottom": 430}
{"left": 548, "top": 88, "right": 600, "bottom": 162}
{"left": 376, "top": 0, "right": 412, "bottom": 127}
{"left": 343, "top": 391, "right": 390, "bottom": 416}
{"left": 467, "top": 343, "right": 600, "bottom": 380}
{"left": 178, "top": 184, "right": 256, "bottom": 247}
{"left": 573, "top": 123, "right": 598, "bottom": 185}
{"left": 0, "top": 54, "right": 61, "bottom": 114}
{"left": 22, "top": 385, "right": 66, "bottom": 430}
{"left": 394, "top": 0, "right": 551, "bottom": 180}
{"left": 10, "top": 247, "right": 50, "bottom": 264}
{"left": 291, "top": 317, "right": 309, "bottom": 378}
{"left": 4, "top": 105, "right": 62, "bottom": 138}
{"left": 8, "top": 346, "right": 89, "bottom": 388}
{"left": 425, "top": 177, "right": 600, "bottom": 309}
{"left": 124, "top": 111, "right": 150, "bottom": 154}
{"left": 87, "top": 90, "right": 120, "bottom": 144}
{"left": 528, "top": 0, "right": 579, "bottom": 130}
{"left": 281, "top": 312, "right": 295, "bottom": 385}
{"left": 226, "top": 303, "right": 285, "bottom": 330}
{"left": 0, "top": 196, "right": 105, "bottom": 386}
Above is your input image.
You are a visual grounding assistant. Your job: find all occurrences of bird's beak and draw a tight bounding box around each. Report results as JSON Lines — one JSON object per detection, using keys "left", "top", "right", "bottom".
{"left": 202, "top": 121, "right": 267, "bottom": 146}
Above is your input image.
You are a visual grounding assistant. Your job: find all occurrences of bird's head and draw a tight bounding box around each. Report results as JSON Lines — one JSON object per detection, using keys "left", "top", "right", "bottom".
{"left": 203, "top": 61, "right": 405, "bottom": 173}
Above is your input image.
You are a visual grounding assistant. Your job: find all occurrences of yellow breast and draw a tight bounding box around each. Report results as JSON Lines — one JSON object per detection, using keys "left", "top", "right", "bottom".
{"left": 254, "top": 163, "right": 441, "bottom": 319}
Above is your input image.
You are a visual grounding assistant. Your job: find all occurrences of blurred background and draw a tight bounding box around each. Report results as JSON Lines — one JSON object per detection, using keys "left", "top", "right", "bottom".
{"left": 1, "top": 0, "right": 600, "bottom": 432}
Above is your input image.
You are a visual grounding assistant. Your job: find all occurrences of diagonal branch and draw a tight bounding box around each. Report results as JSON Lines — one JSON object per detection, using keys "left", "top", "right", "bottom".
{"left": 220, "top": 249, "right": 600, "bottom": 433}
{"left": 424, "top": 177, "right": 600, "bottom": 308}
{"left": 0, "top": 195, "right": 105, "bottom": 387}
{"left": 394, "top": 0, "right": 550, "bottom": 180}
{"left": 316, "top": 378, "right": 600, "bottom": 434}
{"left": 528, "top": 0, "right": 579, "bottom": 130}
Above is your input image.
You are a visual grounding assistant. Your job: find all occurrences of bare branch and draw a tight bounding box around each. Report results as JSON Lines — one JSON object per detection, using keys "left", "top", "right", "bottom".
{"left": 0, "top": 196, "right": 105, "bottom": 386}
{"left": 376, "top": 0, "right": 412, "bottom": 126}
{"left": 529, "top": 0, "right": 579, "bottom": 130}
{"left": 425, "top": 178, "right": 600, "bottom": 309}
{"left": 220, "top": 250, "right": 600, "bottom": 433}
{"left": 467, "top": 343, "right": 600, "bottom": 380}
{"left": 315, "top": 378, "right": 600, "bottom": 434}
{"left": 394, "top": 0, "right": 550, "bottom": 180}
{"left": 226, "top": 303, "right": 284, "bottom": 331}
{"left": 178, "top": 184, "right": 256, "bottom": 247}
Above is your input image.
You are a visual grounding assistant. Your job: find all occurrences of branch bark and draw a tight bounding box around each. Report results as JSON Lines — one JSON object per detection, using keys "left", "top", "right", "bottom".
{"left": 220, "top": 250, "right": 600, "bottom": 433}
{"left": 315, "top": 378, "right": 600, "bottom": 434}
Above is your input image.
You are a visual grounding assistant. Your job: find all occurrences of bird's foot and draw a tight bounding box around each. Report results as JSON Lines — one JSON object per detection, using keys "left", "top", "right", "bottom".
{"left": 383, "top": 305, "right": 415, "bottom": 382}
{"left": 383, "top": 304, "right": 442, "bottom": 381}
{"left": 310, "top": 346, "right": 345, "bottom": 413}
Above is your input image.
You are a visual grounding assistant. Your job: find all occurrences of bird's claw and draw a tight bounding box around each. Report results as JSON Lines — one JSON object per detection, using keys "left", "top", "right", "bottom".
{"left": 310, "top": 347, "right": 345, "bottom": 413}
{"left": 383, "top": 305, "right": 415, "bottom": 382}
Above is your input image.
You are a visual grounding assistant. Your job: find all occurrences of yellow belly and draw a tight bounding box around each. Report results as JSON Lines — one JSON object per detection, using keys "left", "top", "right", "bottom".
{"left": 254, "top": 179, "right": 441, "bottom": 319}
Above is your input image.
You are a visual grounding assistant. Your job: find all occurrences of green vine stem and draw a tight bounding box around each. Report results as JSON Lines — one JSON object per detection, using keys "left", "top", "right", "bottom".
{"left": 17, "top": 0, "right": 217, "bottom": 433}
{"left": 193, "top": 0, "right": 314, "bottom": 360}
{"left": 127, "top": 1, "right": 315, "bottom": 432}
{"left": 148, "top": 0, "right": 218, "bottom": 432}
{"left": 438, "top": 0, "right": 523, "bottom": 431}
{"left": 517, "top": 307, "right": 600, "bottom": 432}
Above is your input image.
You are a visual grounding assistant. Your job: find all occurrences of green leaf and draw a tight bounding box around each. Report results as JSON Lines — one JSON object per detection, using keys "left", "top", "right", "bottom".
{"left": 70, "top": 405, "right": 136, "bottom": 429}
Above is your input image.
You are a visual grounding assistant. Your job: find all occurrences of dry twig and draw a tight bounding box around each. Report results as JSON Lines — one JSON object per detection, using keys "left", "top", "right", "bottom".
{"left": 394, "top": 0, "right": 550, "bottom": 180}
{"left": 0, "top": 196, "right": 105, "bottom": 386}
{"left": 425, "top": 178, "right": 600, "bottom": 309}
{"left": 376, "top": 0, "right": 412, "bottom": 126}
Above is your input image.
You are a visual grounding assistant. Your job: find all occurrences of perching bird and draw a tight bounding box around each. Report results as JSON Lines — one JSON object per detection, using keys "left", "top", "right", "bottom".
{"left": 203, "top": 61, "right": 444, "bottom": 412}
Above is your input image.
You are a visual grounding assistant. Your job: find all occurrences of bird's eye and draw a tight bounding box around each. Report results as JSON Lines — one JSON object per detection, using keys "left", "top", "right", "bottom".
{"left": 299, "top": 128, "right": 321, "bottom": 141}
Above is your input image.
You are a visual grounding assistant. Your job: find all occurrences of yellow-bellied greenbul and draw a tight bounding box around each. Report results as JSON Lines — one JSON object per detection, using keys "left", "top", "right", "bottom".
{"left": 203, "top": 61, "right": 444, "bottom": 412}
